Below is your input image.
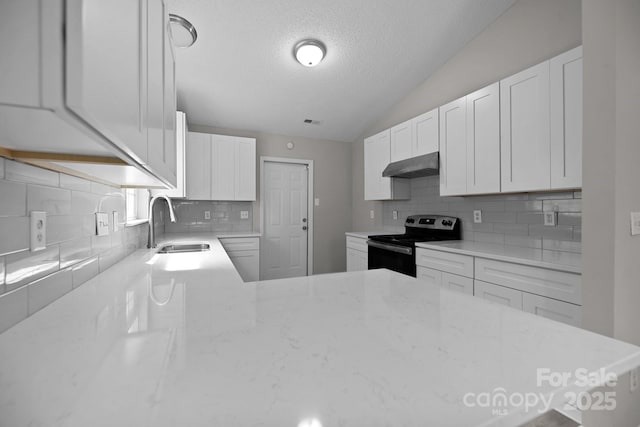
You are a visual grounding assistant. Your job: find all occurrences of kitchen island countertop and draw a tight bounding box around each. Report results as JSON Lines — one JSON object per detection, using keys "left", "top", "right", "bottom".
{"left": 0, "top": 233, "right": 637, "bottom": 427}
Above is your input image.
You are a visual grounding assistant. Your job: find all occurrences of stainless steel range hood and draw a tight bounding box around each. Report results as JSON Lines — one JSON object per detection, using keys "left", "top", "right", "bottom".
{"left": 382, "top": 152, "right": 439, "bottom": 178}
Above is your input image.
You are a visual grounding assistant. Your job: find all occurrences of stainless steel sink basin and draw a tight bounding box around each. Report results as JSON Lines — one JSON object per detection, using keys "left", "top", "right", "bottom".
{"left": 157, "top": 243, "right": 210, "bottom": 254}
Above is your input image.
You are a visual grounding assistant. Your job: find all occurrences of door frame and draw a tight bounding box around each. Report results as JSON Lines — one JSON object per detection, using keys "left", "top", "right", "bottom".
{"left": 260, "top": 156, "right": 314, "bottom": 276}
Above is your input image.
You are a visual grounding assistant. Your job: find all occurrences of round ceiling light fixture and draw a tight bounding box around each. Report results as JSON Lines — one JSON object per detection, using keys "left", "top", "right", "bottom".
{"left": 294, "top": 39, "right": 326, "bottom": 67}
{"left": 169, "top": 14, "right": 198, "bottom": 48}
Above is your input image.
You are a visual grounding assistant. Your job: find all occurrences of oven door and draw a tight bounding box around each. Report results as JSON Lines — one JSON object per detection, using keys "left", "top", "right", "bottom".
{"left": 367, "top": 240, "right": 416, "bottom": 277}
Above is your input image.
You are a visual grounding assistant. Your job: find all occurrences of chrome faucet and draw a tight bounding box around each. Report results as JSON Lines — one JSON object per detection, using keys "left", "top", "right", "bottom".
{"left": 148, "top": 194, "right": 177, "bottom": 248}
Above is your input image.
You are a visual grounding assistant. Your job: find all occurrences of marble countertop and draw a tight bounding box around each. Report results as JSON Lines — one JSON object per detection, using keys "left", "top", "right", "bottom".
{"left": 416, "top": 241, "right": 582, "bottom": 274}
{"left": 164, "top": 230, "right": 262, "bottom": 238}
{"left": 0, "top": 234, "right": 635, "bottom": 427}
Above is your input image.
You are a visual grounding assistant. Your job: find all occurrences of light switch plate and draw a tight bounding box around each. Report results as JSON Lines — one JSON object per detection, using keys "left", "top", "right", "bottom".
{"left": 240, "top": 210, "right": 249, "bottom": 219}
{"left": 631, "top": 212, "right": 640, "bottom": 236}
{"left": 204, "top": 210, "right": 211, "bottom": 220}
{"left": 544, "top": 211, "right": 557, "bottom": 227}
{"left": 30, "top": 211, "right": 47, "bottom": 252}
{"left": 112, "top": 211, "right": 119, "bottom": 232}
{"left": 370, "top": 210, "right": 375, "bottom": 219}
{"left": 314, "top": 198, "right": 320, "bottom": 207}
{"left": 392, "top": 210, "right": 398, "bottom": 220}
{"left": 473, "top": 210, "right": 482, "bottom": 224}
{"left": 95, "top": 212, "right": 109, "bottom": 236}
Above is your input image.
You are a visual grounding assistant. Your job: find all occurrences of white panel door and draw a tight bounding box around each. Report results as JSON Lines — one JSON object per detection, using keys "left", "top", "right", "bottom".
{"left": 0, "top": 0, "right": 40, "bottom": 107}
{"left": 390, "top": 119, "right": 413, "bottom": 162}
{"left": 364, "top": 129, "right": 392, "bottom": 200}
{"left": 185, "top": 132, "right": 211, "bottom": 200}
{"left": 500, "top": 61, "right": 551, "bottom": 192}
{"left": 413, "top": 108, "right": 439, "bottom": 156}
{"left": 65, "top": 0, "right": 148, "bottom": 164}
{"left": 550, "top": 46, "right": 583, "bottom": 190}
{"left": 262, "top": 162, "right": 309, "bottom": 280}
{"left": 466, "top": 82, "right": 500, "bottom": 194}
{"left": 474, "top": 280, "right": 523, "bottom": 310}
{"left": 439, "top": 97, "right": 467, "bottom": 196}
{"left": 234, "top": 137, "right": 256, "bottom": 200}
{"left": 210, "top": 135, "right": 235, "bottom": 200}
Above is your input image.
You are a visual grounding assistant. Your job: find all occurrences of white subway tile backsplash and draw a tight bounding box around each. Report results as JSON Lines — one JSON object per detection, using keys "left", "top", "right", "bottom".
{"left": 5, "top": 246, "right": 60, "bottom": 292}
{"left": 493, "top": 223, "right": 529, "bottom": 235}
{"left": 0, "top": 258, "right": 5, "bottom": 294}
{"left": 0, "top": 217, "right": 29, "bottom": 256}
{"left": 528, "top": 224, "right": 574, "bottom": 240}
{"left": 99, "top": 247, "right": 124, "bottom": 272}
{"left": 90, "top": 181, "right": 116, "bottom": 195}
{"left": 27, "top": 269, "right": 73, "bottom": 315}
{"left": 482, "top": 211, "right": 516, "bottom": 223}
{"left": 59, "top": 174, "right": 91, "bottom": 192}
{"left": 543, "top": 238, "right": 582, "bottom": 253}
{"left": 557, "top": 212, "right": 582, "bottom": 226}
{"left": 71, "top": 191, "right": 101, "bottom": 215}
{"left": 27, "top": 184, "right": 72, "bottom": 215}
{"left": 5, "top": 160, "right": 59, "bottom": 186}
{"left": 0, "top": 286, "right": 28, "bottom": 333}
{"left": 91, "top": 234, "right": 111, "bottom": 254}
{"left": 516, "top": 212, "right": 545, "bottom": 224}
{"left": 60, "top": 237, "right": 92, "bottom": 269}
{"left": 473, "top": 232, "right": 506, "bottom": 245}
{"left": 505, "top": 235, "right": 543, "bottom": 249}
{"left": 0, "top": 180, "right": 27, "bottom": 216}
{"left": 528, "top": 192, "right": 575, "bottom": 200}
{"left": 474, "top": 201, "right": 505, "bottom": 212}
{"left": 543, "top": 199, "right": 582, "bottom": 213}
{"left": 504, "top": 200, "right": 543, "bottom": 212}
{"left": 72, "top": 257, "right": 100, "bottom": 288}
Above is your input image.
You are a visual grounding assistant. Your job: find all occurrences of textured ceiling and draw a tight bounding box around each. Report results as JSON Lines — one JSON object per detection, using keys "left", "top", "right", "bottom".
{"left": 166, "top": 0, "right": 516, "bottom": 142}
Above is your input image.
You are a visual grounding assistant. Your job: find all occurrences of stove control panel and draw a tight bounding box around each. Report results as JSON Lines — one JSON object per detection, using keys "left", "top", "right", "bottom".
{"left": 405, "top": 215, "right": 458, "bottom": 230}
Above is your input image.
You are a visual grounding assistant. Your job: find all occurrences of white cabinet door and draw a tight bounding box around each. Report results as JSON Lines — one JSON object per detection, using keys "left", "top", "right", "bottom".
{"left": 466, "top": 82, "right": 500, "bottom": 194}
{"left": 65, "top": 0, "right": 148, "bottom": 165}
{"left": 210, "top": 134, "right": 236, "bottom": 201}
{"left": 474, "top": 280, "right": 523, "bottom": 309}
{"left": 346, "top": 248, "right": 367, "bottom": 272}
{"left": 186, "top": 132, "right": 211, "bottom": 200}
{"left": 439, "top": 97, "right": 467, "bottom": 196}
{"left": 220, "top": 237, "right": 260, "bottom": 282}
{"left": 162, "top": 11, "right": 177, "bottom": 185}
{"left": 0, "top": 0, "right": 40, "bottom": 107}
{"left": 500, "top": 61, "right": 551, "bottom": 192}
{"left": 416, "top": 266, "right": 443, "bottom": 287}
{"left": 413, "top": 108, "right": 439, "bottom": 156}
{"left": 442, "top": 272, "right": 473, "bottom": 295}
{"left": 390, "top": 119, "right": 413, "bottom": 162}
{"left": 523, "top": 293, "right": 582, "bottom": 327}
{"left": 364, "top": 130, "right": 392, "bottom": 200}
{"left": 550, "top": 46, "right": 583, "bottom": 190}
{"left": 146, "top": 0, "right": 166, "bottom": 174}
{"left": 153, "top": 112, "right": 186, "bottom": 198}
{"left": 234, "top": 137, "right": 256, "bottom": 201}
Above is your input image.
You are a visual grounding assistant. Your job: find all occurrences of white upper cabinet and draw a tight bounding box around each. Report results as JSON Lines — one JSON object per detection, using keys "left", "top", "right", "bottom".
{"left": 364, "top": 130, "right": 410, "bottom": 200}
{"left": 65, "top": 0, "right": 149, "bottom": 165}
{"left": 186, "top": 132, "right": 256, "bottom": 201}
{"left": 439, "top": 96, "right": 467, "bottom": 196}
{"left": 152, "top": 111, "right": 186, "bottom": 198}
{"left": 413, "top": 108, "right": 439, "bottom": 156}
{"left": 466, "top": 82, "right": 500, "bottom": 194}
{"left": 550, "top": 46, "right": 583, "bottom": 190}
{"left": 390, "top": 120, "right": 413, "bottom": 162}
{"left": 500, "top": 61, "right": 551, "bottom": 193}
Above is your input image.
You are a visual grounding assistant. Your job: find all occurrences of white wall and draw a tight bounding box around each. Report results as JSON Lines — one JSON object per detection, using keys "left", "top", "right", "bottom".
{"left": 351, "top": 0, "right": 583, "bottom": 231}
{"left": 190, "top": 125, "right": 352, "bottom": 274}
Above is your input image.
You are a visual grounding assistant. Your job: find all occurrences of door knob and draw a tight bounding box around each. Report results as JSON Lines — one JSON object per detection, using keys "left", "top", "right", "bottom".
{"left": 302, "top": 226, "right": 307, "bottom": 231}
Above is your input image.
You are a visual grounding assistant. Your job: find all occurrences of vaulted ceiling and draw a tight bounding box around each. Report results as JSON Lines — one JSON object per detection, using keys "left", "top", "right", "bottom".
{"left": 167, "top": 0, "right": 517, "bottom": 142}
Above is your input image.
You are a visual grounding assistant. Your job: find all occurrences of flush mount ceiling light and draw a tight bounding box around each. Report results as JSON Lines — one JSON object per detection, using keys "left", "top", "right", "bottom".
{"left": 169, "top": 14, "right": 198, "bottom": 48}
{"left": 294, "top": 40, "right": 326, "bottom": 67}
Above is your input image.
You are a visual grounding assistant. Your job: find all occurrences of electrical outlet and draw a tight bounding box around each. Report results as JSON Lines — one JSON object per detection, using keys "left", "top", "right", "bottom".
{"left": 95, "top": 212, "right": 109, "bottom": 236}
{"left": 30, "top": 211, "right": 47, "bottom": 252}
{"left": 204, "top": 210, "right": 211, "bottom": 220}
{"left": 544, "top": 211, "right": 557, "bottom": 226}
{"left": 631, "top": 212, "right": 640, "bottom": 236}
{"left": 370, "top": 210, "right": 375, "bottom": 219}
{"left": 473, "top": 210, "right": 482, "bottom": 224}
{"left": 240, "top": 210, "right": 249, "bottom": 219}
{"left": 631, "top": 367, "right": 639, "bottom": 392}
{"left": 314, "top": 198, "right": 320, "bottom": 207}
{"left": 392, "top": 210, "right": 398, "bottom": 220}
{"left": 112, "top": 211, "right": 119, "bottom": 232}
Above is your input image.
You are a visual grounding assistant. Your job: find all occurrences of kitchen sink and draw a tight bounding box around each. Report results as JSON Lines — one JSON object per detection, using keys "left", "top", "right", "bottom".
{"left": 518, "top": 409, "right": 580, "bottom": 427}
{"left": 157, "top": 243, "right": 210, "bottom": 254}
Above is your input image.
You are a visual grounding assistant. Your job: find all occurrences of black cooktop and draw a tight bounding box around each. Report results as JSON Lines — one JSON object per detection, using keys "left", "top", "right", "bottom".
{"left": 368, "top": 215, "right": 461, "bottom": 248}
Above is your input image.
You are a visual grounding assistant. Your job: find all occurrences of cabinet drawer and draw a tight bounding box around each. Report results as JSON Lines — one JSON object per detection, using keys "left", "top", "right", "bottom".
{"left": 474, "top": 258, "right": 581, "bottom": 305}
{"left": 474, "top": 280, "right": 523, "bottom": 310}
{"left": 346, "top": 247, "right": 368, "bottom": 272}
{"left": 416, "top": 266, "right": 442, "bottom": 287}
{"left": 442, "top": 272, "right": 473, "bottom": 295}
{"left": 346, "top": 236, "right": 368, "bottom": 252}
{"left": 415, "top": 248, "right": 473, "bottom": 278}
{"left": 523, "top": 293, "right": 582, "bottom": 327}
{"left": 219, "top": 237, "right": 259, "bottom": 252}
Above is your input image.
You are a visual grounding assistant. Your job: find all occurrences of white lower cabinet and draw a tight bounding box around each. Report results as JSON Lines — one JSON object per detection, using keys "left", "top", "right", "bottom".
{"left": 522, "top": 293, "right": 582, "bottom": 328}
{"left": 219, "top": 237, "right": 260, "bottom": 282}
{"left": 442, "top": 272, "right": 473, "bottom": 295}
{"left": 474, "top": 280, "right": 523, "bottom": 310}
{"left": 346, "top": 235, "right": 368, "bottom": 272}
{"left": 416, "top": 266, "right": 442, "bottom": 286}
{"left": 416, "top": 250, "right": 474, "bottom": 295}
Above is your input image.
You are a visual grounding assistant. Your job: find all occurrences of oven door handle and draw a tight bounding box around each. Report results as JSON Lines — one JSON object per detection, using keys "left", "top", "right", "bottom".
{"left": 366, "top": 240, "right": 413, "bottom": 255}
